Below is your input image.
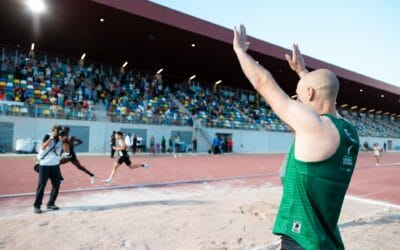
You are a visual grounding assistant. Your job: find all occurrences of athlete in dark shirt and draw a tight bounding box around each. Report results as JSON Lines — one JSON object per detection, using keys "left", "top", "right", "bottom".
{"left": 60, "top": 127, "right": 96, "bottom": 184}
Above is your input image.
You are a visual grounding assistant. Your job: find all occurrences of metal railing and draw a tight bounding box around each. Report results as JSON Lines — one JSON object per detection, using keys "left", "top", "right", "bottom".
{"left": 0, "top": 102, "right": 96, "bottom": 121}
{"left": 107, "top": 112, "right": 193, "bottom": 127}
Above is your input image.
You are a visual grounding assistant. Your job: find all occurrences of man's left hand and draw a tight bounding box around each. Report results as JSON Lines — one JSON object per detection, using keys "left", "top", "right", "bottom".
{"left": 233, "top": 24, "right": 250, "bottom": 54}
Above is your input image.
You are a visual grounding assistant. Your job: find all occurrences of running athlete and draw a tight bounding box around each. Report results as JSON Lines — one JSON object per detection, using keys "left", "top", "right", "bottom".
{"left": 60, "top": 127, "right": 96, "bottom": 184}
{"left": 102, "top": 131, "right": 149, "bottom": 184}
{"left": 233, "top": 25, "right": 360, "bottom": 249}
{"left": 110, "top": 131, "right": 116, "bottom": 158}
{"left": 373, "top": 143, "right": 382, "bottom": 166}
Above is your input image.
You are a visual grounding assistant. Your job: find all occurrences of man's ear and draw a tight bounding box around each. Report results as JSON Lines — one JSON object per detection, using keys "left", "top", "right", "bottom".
{"left": 307, "top": 87, "right": 315, "bottom": 101}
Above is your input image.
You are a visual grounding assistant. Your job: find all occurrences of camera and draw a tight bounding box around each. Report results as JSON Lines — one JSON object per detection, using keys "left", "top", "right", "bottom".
{"left": 58, "top": 130, "right": 66, "bottom": 137}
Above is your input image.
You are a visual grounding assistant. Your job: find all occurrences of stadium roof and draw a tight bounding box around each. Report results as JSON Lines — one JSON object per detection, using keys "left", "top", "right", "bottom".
{"left": 1, "top": 0, "right": 399, "bottom": 114}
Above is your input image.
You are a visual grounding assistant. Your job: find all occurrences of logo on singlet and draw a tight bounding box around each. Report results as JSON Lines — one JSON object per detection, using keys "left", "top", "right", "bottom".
{"left": 342, "top": 156, "right": 353, "bottom": 168}
{"left": 347, "top": 145, "right": 354, "bottom": 155}
{"left": 342, "top": 131, "right": 356, "bottom": 170}
{"left": 292, "top": 221, "right": 301, "bottom": 233}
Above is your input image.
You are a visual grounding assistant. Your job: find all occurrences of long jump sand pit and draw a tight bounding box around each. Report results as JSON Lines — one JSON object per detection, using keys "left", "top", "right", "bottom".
{"left": 0, "top": 152, "right": 399, "bottom": 249}
{"left": 0, "top": 181, "right": 399, "bottom": 250}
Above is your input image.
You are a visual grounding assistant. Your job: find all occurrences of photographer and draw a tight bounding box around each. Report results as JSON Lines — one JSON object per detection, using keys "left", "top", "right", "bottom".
{"left": 33, "top": 125, "right": 67, "bottom": 214}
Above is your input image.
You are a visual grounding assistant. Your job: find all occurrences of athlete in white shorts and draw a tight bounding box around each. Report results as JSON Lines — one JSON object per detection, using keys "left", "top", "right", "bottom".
{"left": 373, "top": 143, "right": 382, "bottom": 166}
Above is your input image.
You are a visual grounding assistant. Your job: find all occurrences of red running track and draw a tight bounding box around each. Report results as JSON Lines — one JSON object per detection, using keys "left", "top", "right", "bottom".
{"left": 0, "top": 152, "right": 399, "bottom": 204}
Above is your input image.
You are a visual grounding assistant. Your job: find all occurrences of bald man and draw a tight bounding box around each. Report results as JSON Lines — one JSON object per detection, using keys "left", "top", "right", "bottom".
{"left": 233, "top": 25, "right": 359, "bottom": 250}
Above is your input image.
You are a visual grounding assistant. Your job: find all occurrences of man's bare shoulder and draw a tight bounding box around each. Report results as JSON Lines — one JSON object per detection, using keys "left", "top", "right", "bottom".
{"left": 294, "top": 115, "right": 340, "bottom": 162}
{"left": 320, "top": 115, "right": 340, "bottom": 133}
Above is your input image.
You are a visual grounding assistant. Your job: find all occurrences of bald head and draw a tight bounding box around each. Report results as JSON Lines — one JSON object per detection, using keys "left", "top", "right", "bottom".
{"left": 301, "top": 69, "right": 339, "bottom": 101}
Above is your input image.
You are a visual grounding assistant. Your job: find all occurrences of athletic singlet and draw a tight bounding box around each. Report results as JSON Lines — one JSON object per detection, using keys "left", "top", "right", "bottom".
{"left": 373, "top": 146, "right": 381, "bottom": 156}
{"left": 273, "top": 114, "right": 360, "bottom": 250}
{"left": 118, "top": 140, "right": 129, "bottom": 157}
{"left": 67, "top": 137, "right": 76, "bottom": 154}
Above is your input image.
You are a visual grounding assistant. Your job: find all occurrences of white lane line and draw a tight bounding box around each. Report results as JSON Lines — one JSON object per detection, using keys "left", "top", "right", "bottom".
{"left": 346, "top": 195, "right": 400, "bottom": 209}
{"left": 0, "top": 173, "right": 278, "bottom": 199}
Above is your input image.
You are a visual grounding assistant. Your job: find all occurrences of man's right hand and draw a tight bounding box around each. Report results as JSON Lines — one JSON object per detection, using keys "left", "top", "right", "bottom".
{"left": 285, "top": 44, "right": 308, "bottom": 78}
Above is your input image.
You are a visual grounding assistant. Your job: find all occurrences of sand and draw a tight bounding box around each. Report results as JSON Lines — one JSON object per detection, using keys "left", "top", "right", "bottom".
{"left": 0, "top": 182, "right": 399, "bottom": 250}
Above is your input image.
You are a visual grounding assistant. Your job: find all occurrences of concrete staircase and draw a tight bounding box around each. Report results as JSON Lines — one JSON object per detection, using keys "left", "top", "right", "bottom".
{"left": 170, "top": 93, "right": 213, "bottom": 151}
{"left": 93, "top": 102, "right": 108, "bottom": 122}
{"left": 169, "top": 93, "right": 191, "bottom": 115}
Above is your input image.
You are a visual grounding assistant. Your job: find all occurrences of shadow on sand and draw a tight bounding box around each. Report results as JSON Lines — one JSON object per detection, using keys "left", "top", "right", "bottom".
{"left": 339, "top": 213, "right": 400, "bottom": 228}
{"left": 61, "top": 199, "right": 209, "bottom": 212}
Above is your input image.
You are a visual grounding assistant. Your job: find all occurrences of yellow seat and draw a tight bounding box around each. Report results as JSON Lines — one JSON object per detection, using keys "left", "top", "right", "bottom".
{"left": 12, "top": 106, "right": 20, "bottom": 113}
{"left": 121, "top": 107, "right": 127, "bottom": 115}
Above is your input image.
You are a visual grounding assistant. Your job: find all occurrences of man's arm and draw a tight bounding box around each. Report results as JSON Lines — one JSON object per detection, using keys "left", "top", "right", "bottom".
{"left": 233, "top": 25, "right": 321, "bottom": 133}
{"left": 41, "top": 134, "right": 52, "bottom": 150}
{"left": 72, "top": 137, "right": 83, "bottom": 147}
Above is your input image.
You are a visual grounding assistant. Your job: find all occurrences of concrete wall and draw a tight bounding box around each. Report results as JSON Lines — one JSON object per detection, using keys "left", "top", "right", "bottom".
{"left": 0, "top": 116, "right": 193, "bottom": 153}
{"left": 1, "top": 115, "right": 399, "bottom": 153}
{"left": 203, "top": 128, "right": 293, "bottom": 153}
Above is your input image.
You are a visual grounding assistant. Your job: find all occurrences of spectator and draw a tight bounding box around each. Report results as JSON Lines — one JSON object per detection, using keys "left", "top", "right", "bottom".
{"left": 192, "top": 136, "right": 197, "bottom": 155}
{"left": 363, "top": 141, "right": 370, "bottom": 151}
{"left": 124, "top": 133, "right": 132, "bottom": 152}
{"left": 149, "top": 135, "right": 155, "bottom": 155}
{"left": 132, "top": 134, "right": 137, "bottom": 155}
{"left": 227, "top": 137, "right": 233, "bottom": 153}
{"left": 161, "top": 136, "right": 166, "bottom": 153}
{"left": 168, "top": 136, "right": 173, "bottom": 153}
{"left": 212, "top": 135, "right": 221, "bottom": 155}
{"left": 136, "top": 135, "right": 143, "bottom": 154}
{"left": 174, "top": 134, "right": 181, "bottom": 157}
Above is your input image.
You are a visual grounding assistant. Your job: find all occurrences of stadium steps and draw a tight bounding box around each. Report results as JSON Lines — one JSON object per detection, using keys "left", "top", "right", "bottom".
{"left": 169, "top": 94, "right": 213, "bottom": 147}
{"left": 197, "top": 127, "right": 213, "bottom": 149}
{"left": 93, "top": 102, "right": 108, "bottom": 122}
{"left": 169, "top": 93, "right": 192, "bottom": 117}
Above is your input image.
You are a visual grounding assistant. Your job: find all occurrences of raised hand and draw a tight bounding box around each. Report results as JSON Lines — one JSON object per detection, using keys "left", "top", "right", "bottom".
{"left": 285, "top": 44, "right": 308, "bottom": 77}
{"left": 233, "top": 24, "right": 250, "bottom": 53}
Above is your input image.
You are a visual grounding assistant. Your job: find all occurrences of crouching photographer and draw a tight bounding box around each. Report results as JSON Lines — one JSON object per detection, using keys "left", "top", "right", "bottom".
{"left": 33, "top": 125, "right": 69, "bottom": 214}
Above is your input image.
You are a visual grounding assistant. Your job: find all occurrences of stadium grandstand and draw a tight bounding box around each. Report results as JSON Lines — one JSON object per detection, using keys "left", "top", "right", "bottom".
{"left": 0, "top": 0, "right": 399, "bottom": 154}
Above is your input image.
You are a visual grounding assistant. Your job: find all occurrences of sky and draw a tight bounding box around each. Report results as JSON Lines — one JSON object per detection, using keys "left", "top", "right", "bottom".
{"left": 150, "top": 0, "right": 400, "bottom": 88}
